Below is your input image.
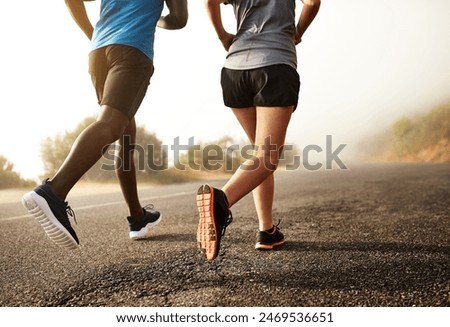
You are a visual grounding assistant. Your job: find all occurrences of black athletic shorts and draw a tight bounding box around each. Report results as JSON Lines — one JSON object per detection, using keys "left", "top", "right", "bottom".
{"left": 221, "top": 64, "right": 300, "bottom": 110}
{"left": 89, "top": 44, "right": 154, "bottom": 119}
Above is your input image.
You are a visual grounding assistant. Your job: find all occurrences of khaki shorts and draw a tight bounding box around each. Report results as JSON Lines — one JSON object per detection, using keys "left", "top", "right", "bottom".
{"left": 89, "top": 44, "right": 154, "bottom": 119}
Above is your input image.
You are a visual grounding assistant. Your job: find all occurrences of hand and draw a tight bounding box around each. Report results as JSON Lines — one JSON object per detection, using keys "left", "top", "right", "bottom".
{"left": 219, "top": 32, "right": 235, "bottom": 51}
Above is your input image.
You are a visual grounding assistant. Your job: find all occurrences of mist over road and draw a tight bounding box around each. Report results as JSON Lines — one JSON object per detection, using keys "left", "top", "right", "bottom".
{"left": 0, "top": 163, "right": 448, "bottom": 306}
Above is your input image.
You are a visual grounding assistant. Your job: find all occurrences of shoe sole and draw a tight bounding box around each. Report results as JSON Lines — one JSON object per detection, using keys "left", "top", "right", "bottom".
{"left": 196, "top": 184, "right": 218, "bottom": 261}
{"left": 21, "top": 191, "right": 79, "bottom": 250}
{"left": 255, "top": 239, "right": 286, "bottom": 250}
{"left": 129, "top": 215, "right": 162, "bottom": 240}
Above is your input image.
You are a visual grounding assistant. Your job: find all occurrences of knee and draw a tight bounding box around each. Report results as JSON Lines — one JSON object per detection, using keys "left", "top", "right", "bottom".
{"left": 255, "top": 151, "right": 279, "bottom": 172}
{"left": 96, "top": 106, "right": 130, "bottom": 141}
{"left": 263, "top": 154, "right": 279, "bottom": 172}
{"left": 256, "top": 143, "right": 283, "bottom": 172}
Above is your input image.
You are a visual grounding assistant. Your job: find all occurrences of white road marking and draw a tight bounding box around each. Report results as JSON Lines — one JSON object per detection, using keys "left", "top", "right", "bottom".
{"left": 0, "top": 191, "right": 195, "bottom": 222}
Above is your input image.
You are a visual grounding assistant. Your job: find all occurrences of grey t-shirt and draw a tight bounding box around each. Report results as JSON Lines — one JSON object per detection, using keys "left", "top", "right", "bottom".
{"left": 224, "top": 0, "right": 297, "bottom": 70}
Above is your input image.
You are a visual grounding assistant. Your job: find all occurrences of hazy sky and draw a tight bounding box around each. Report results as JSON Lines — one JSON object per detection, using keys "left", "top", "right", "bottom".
{"left": 1, "top": 0, "right": 449, "bottom": 180}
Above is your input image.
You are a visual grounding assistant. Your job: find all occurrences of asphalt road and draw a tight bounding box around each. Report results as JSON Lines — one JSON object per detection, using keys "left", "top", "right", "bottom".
{"left": 0, "top": 163, "right": 449, "bottom": 307}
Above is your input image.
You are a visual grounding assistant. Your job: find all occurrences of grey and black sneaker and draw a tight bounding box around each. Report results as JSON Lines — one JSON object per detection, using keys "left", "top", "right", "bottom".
{"left": 255, "top": 223, "right": 285, "bottom": 250}
{"left": 21, "top": 179, "right": 79, "bottom": 249}
{"left": 127, "top": 204, "right": 162, "bottom": 240}
{"left": 196, "top": 184, "right": 233, "bottom": 261}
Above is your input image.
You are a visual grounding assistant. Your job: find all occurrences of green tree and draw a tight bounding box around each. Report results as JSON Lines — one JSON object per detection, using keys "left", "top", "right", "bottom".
{"left": 40, "top": 117, "right": 170, "bottom": 183}
{"left": 178, "top": 135, "right": 245, "bottom": 174}
{"left": 40, "top": 116, "right": 113, "bottom": 181}
{"left": 391, "top": 117, "right": 414, "bottom": 157}
{"left": 132, "top": 126, "right": 169, "bottom": 180}
{"left": 361, "top": 102, "right": 450, "bottom": 162}
{"left": 391, "top": 104, "right": 450, "bottom": 160}
{"left": 177, "top": 136, "right": 302, "bottom": 173}
{"left": 0, "top": 155, "right": 34, "bottom": 189}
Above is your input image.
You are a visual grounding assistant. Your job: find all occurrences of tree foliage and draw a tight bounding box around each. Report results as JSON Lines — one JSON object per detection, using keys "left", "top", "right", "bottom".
{"left": 360, "top": 103, "right": 450, "bottom": 162}
{"left": 0, "top": 155, "right": 34, "bottom": 189}
{"left": 177, "top": 136, "right": 246, "bottom": 174}
{"left": 39, "top": 116, "right": 305, "bottom": 184}
{"left": 390, "top": 104, "right": 450, "bottom": 161}
{"left": 177, "top": 135, "right": 301, "bottom": 174}
{"left": 40, "top": 116, "right": 170, "bottom": 183}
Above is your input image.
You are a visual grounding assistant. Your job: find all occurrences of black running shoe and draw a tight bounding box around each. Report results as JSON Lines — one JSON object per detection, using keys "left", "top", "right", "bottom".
{"left": 196, "top": 184, "right": 233, "bottom": 261}
{"left": 255, "top": 224, "right": 285, "bottom": 250}
{"left": 127, "top": 204, "right": 162, "bottom": 240}
{"left": 21, "top": 179, "right": 79, "bottom": 249}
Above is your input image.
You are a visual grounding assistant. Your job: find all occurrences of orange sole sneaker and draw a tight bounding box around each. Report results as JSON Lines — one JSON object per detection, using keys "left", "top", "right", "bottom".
{"left": 196, "top": 184, "right": 218, "bottom": 261}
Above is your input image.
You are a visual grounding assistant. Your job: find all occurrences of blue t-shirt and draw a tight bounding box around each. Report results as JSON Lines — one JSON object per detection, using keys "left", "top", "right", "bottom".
{"left": 92, "top": 0, "right": 164, "bottom": 61}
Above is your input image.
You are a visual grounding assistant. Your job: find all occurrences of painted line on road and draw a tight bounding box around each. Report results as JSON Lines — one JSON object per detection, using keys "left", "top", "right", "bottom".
{"left": 0, "top": 191, "right": 195, "bottom": 222}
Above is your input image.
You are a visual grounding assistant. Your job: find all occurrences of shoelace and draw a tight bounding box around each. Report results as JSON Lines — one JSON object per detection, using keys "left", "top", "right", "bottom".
{"left": 220, "top": 192, "right": 233, "bottom": 237}
{"left": 272, "top": 219, "right": 283, "bottom": 233}
{"left": 143, "top": 204, "right": 154, "bottom": 211}
{"left": 221, "top": 211, "right": 233, "bottom": 237}
{"left": 274, "top": 219, "right": 282, "bottom": 229}
{"left": 264, "top": 219, "right": 282, "bottom": 234}
{"left": 65, "top": 203, "right": 77, "bottom": 224}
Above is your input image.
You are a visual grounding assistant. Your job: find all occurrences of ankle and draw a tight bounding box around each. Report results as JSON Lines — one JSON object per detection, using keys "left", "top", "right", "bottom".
{"left": 221, "top": 189, "right": 231, "bottom": 208}
{"left": 259, "top": 224, "right": 275, "bottom": 233}
{"left": 46, "top": 179, "right": 67, "bottom": 201}
{"left": 129, "top": 207, "right": 144, "bottom": 218}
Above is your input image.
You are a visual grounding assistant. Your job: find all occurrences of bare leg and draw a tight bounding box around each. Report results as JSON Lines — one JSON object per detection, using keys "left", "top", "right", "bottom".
{"left": 222, "top": 106, "right": 293, "bottom": 231}
{"left": 50, "top": 106, "right": 130, "bottom": 200}
{"left": 227, "top": 108, "right": 275, "bottom": 231}
{"left": 253, "top": 174, "right": 275, "bottom": 231}
{"left": 115, "top": 118, "right": 144, "bottom": 217}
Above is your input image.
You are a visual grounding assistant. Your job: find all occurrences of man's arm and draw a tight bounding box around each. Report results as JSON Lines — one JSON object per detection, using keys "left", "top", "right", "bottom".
{"left": 65, "top": 0, "right": 94, "bottom": 40}
{"left": 295, "top": 0, "right": 321, "bottom": 44}
{"left": 157, "top": 0, "right": 188, "bottom": 30}
{"left": 204, "top": 0, "right": 234, "bottom": 51}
